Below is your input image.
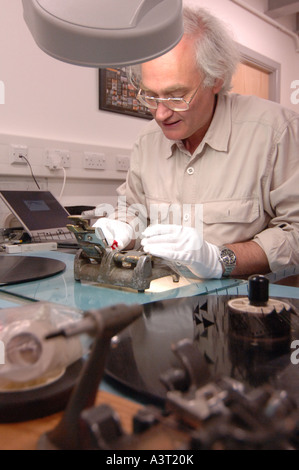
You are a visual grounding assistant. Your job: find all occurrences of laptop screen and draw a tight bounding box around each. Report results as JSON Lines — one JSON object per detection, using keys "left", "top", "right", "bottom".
{"left": 0, "top": 190, "right": 70, "bottom": 236}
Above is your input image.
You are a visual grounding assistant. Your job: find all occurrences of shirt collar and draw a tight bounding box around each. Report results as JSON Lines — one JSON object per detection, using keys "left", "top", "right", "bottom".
{"left": 203, "top": 93, "right": 232, "bottom": 152}
{"left": 163, "top": 93, "right": 232, "bottom": 158}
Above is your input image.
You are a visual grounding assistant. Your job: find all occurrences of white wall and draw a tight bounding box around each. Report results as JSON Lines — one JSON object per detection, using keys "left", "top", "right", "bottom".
{"left": 0, "top": 0, "right": 145, "bottom": 147}
{"left": 0, "top": 0, "right": 298, "bottom": 225}
{"left": 185, "top": 0, "right": 299, "bottom": 109}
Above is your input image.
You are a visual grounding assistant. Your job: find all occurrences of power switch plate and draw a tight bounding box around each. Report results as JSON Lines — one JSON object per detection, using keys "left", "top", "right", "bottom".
{"left": 116, "top": 155, "right": 130, "bottom": 171}
{"left": 84, "top": 152, "right": 106, "bottom": 170}
{"left": 10, "top": 145, "right": 28, "bottom": 164}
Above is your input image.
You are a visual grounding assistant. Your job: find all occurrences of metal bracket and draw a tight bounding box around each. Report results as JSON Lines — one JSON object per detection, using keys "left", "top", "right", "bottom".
{"left": 67, "top": 217, "right": 179, "bottom": 292}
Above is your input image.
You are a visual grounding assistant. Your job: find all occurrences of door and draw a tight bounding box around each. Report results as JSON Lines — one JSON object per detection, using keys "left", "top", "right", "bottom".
{"left": 231, "top": 45, "right": 281, "bottom": 102}
{"left": 231, "top": 61, "right": 270, "bottom": 99}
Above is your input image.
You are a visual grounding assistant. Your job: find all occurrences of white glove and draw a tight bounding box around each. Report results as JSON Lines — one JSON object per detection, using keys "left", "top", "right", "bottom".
{"left": 141, "top": 224, "right": 223, "bottom": 279}
{"left": 93, "top": 218, "right": 134, "bottom": 250}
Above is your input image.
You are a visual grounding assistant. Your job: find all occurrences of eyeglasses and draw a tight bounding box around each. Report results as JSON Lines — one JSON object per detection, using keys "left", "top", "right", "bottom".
{"left": 137, "top": 83, "right": 201, "bottom": 112}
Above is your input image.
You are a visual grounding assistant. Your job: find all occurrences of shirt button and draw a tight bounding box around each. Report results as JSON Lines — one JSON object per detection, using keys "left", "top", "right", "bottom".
{"left": 187, "top": 167, "right": 194, "bottom": 175}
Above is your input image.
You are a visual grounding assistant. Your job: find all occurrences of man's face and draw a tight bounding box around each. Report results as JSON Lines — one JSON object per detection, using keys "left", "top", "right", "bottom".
{"left": 140, "top": 37, "right": 221, "bottom": 146}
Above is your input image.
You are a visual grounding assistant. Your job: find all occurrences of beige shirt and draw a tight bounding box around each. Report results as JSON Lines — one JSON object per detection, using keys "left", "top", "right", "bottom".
{"left": 116, "top": 93, "right": 299, "bottom": 272}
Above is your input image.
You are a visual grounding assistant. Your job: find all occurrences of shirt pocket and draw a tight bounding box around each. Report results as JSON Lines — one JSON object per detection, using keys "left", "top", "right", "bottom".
{"left": 145, "top": 195, "right": 180, "bottom": 224}
{"left": 204, "top": 198, "right": 260, "bottom": 224}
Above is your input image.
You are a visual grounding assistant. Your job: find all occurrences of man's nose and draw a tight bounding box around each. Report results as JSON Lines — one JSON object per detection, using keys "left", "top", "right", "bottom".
{"left": 154, "top": 102, "right": 174, "bottom": 120}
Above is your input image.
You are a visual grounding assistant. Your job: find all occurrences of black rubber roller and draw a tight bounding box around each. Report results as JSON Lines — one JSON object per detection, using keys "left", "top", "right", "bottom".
{"left": 248, "top": 275, "right": 269, "bottom": 306}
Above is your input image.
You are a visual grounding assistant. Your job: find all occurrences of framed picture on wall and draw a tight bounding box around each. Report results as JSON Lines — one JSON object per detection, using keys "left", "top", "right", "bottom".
{"left": 99, "top": 68, "right": 152, "bottom": 120}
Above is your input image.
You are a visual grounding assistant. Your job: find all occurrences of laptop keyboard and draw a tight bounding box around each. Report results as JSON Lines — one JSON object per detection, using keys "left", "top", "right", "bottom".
{"left": 32, "top": 230, "right": 78, "bottom": 246}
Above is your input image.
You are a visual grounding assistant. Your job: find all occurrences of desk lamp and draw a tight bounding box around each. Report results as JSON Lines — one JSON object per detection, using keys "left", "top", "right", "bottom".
{"left": 22, "top": 0, "right": 183, "bottom": 67}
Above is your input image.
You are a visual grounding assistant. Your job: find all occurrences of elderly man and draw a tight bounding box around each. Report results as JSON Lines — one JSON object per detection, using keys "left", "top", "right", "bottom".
{"left": 94, "top": 7, "right": 299, "bottom": 279}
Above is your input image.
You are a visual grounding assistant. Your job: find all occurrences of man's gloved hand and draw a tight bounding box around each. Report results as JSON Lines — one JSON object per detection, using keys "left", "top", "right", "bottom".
{"left": 141, "top": 224, "right": 223, "bottom": 279}
{"left": 93, "top": 218, "right": 134, "bottom": 250}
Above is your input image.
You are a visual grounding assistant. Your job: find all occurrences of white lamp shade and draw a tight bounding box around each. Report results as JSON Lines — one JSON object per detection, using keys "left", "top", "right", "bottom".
{"left": 22, "top": 0, "right": 183, "bottom": 67}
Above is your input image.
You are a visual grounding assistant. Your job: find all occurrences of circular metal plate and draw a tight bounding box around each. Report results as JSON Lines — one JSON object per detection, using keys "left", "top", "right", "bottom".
{"left": 0, "top": 255, "right": 66, "bottom": 285}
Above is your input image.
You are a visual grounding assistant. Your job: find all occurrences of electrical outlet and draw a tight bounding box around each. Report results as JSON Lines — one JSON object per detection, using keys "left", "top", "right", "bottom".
{"left": 10, "top": 145, "right": 28, "bottom": 164}
{"left": 60, "top": 151, "right": 71, "bottom": 167}
{"left": 116, "top": 155, "right": 130, "bottom": 171}
{"left": 46, "top": 149, "right": 70, "bottom": 170}
{"left": 84, "top": 152, "right": 106, "bottom": 170}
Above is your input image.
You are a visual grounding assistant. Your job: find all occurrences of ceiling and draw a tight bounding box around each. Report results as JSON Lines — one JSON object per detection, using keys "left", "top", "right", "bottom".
{"left": 265, "top": 0, "right": 299, "bottom": 32}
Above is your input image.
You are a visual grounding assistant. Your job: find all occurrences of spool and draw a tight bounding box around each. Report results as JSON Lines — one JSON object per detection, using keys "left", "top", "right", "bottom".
{"left": 0, "top": 302, "right": 85, "bottom": 422}
{"left": 228, "top": 275, "right": 291, "bottom": 341}
{"left": 0, "top": 321, "right": 83, "bottom": 391}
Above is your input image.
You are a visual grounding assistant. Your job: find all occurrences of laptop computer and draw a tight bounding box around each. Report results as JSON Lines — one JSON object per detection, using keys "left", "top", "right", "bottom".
{"left": 0, "top": 190, "right": 78, "bottom": 248}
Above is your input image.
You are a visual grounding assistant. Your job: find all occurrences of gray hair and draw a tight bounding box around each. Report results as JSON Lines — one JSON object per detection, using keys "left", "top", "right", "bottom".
{"left": 183, "top": 7, "right": 240, "bottom": 94}
{"left": 127, "top": 7, "right": 240, "bottom": 95}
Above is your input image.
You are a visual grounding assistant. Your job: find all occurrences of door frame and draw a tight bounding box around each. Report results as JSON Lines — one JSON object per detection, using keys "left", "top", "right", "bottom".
{"left": 237, "top": 43, "right": 281, "bottom": 103}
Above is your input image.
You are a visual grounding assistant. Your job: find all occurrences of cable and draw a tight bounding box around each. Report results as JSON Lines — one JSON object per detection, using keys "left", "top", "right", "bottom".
{"left": 59, "top": 166, "right": 67, "bottom": 199}
{"left": 19, "top": 153, "right": 67, "bottom": 199}
{"left": 46, "top": 153, "right": 67, "bottom": 199}
{"left": 20, "top": 155, "right": 41, "bottom": 190}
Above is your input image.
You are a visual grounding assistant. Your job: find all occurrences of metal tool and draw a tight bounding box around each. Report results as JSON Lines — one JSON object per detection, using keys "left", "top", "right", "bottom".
{"left": 67, "top": 217, "right": 179, "bottom": 292}
{"left": 39, "top": 330, "right": 299, "bottom": 450}
{"left": 39, "top": 302, "right": 143, "bottom": 450}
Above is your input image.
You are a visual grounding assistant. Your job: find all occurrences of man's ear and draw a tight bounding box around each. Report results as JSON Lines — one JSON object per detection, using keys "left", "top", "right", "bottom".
{"left": 212, "top": 78, "right": 224, "bottom": 94}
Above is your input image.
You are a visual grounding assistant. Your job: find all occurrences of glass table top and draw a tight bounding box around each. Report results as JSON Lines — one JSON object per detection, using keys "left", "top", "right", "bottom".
{"left": 0, "top": 251, "right": 246, "bottom": 311}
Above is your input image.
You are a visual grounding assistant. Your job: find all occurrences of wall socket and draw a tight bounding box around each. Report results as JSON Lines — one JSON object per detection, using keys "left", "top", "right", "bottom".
{"left": 10, "top": 144, "right": 28, "bottom": 164}
{"left": 84, "top": 152, "right": 106, "bottom": 170}
{"left": 116, "top": 155, "right": 130, "bottom": 171}
{"left": 46, "top": 149, "right": 71, "bottom": 170}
